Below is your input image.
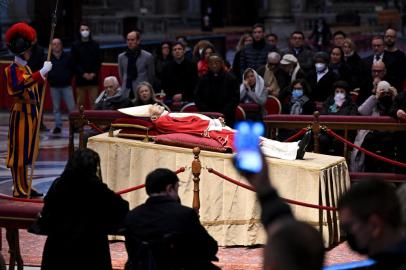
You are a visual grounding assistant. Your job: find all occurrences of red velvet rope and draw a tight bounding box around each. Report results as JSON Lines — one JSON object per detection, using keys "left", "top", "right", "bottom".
{"left": 283, "top": 128, "right": 308, "bottom": 142}
{"left": 207, "top": 168, "right": 337, "bottom": 211}
{"left": 87, "top": 122, "right": 105, "bottom": 133}
{"left": 0, "top": 194, "right": 44, "bottom": 203}
{"left": 0, "top": 167, "right": 186, "bottom": 203}
{"left": 326, "top": 128, "right": 406, "bottom": 168}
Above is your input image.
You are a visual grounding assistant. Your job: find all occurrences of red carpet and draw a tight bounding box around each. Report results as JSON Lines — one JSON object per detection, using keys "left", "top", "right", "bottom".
{"left": 1, "top": 229, "right": 365, "bottom": 269}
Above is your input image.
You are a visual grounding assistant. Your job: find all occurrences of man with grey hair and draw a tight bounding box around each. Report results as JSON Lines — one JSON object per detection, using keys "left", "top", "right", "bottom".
{"left": 257, "top": 51, "right": 289, "bottom": 96}
{"left": 118, "top": 30, "right": 155, "bottom": 99}
{"left": 95, "top": 76, "right": 132, "bottom": 110}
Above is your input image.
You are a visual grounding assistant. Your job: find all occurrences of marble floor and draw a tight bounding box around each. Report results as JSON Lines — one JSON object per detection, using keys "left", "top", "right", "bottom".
{"left": 0, "top": 111, "right": 366, "bottom": 269}
{"left": 0, "top": 112, "right": 72, "bottom": 197}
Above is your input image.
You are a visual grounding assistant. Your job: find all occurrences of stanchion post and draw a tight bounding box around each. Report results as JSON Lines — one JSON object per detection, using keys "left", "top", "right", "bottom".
{"left": 78, "top": 105, "right": 86, "bottom": 150}
{"left": 312, "top": 111, "right": 321, "bottom": 153}
{"left": 192, "top": 147, "right": 201, "bottom": 214}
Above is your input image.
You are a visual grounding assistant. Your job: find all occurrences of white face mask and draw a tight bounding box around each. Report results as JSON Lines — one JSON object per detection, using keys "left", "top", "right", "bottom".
{"left": 315, "top": 63, "right": 326, "bottom": 72}
{"left": 81, "top": 30, "right": 90, "bottom": 38}
{"left": 334, "top": 92, "right": 346, "bottom": 106}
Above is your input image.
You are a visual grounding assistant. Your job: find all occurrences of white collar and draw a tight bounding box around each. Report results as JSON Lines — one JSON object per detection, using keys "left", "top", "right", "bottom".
{"left": 15, "top": 56, "right": 27, "bottom": 66}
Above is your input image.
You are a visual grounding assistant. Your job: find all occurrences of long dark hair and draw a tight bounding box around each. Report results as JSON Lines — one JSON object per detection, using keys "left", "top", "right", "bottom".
{"left": 61, "top": 148, "right": 101, "bottom": 181}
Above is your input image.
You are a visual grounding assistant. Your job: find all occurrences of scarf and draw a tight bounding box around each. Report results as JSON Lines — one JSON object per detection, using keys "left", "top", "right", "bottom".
{"left": 290, "top": 95, "right": 309, "bottom": 115}
{"left": 125, "top": 48, "right": 141, "bottom": 91}
{"left": 263, "top": 65, "right": 279, "bottom": 95}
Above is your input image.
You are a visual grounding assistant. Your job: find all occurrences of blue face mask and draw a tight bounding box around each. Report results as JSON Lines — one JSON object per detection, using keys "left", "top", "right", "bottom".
{"left": 292, "top": 89, "right": 304, "bottom": 100}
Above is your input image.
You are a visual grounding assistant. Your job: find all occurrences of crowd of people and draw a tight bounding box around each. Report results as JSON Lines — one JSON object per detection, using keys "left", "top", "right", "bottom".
{"left": 33, "top": 21, "right": 406, "bottom": 172}
{"left": 3, "top": 19, "right": 406, "bottom": 270}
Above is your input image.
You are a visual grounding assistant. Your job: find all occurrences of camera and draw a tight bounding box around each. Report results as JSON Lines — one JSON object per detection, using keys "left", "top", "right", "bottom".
{"left": 234, "top": 121, "right": 264, "bottom": 174}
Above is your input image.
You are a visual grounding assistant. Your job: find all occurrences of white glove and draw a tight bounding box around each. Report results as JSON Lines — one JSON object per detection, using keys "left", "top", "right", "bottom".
{"left": 40, "top": 61, "right": 53, "bottom": 78}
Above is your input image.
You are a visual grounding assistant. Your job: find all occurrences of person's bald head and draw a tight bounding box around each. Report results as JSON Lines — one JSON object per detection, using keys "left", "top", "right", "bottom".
{"left": 371, "top": 61, "right": 386, "bottom": 79}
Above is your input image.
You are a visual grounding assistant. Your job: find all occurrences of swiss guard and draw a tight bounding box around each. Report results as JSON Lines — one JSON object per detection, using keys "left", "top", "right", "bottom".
{"left": 4, "top": 22, "right": 52, "bottom": 197}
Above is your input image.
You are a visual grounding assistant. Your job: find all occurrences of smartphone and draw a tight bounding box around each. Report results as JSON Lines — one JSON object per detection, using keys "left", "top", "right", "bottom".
{"left": 234, "top": 121, "right": 264, "bottom": 173}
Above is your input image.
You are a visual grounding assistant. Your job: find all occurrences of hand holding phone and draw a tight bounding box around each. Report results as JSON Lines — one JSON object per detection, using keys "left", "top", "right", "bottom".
{"left": 234, "top": 121, "right": 264, "bottom": 174}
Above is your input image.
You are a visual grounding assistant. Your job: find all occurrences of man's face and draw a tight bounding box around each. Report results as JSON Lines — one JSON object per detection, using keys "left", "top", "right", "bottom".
{"left": 51, "top": 39, "right": 62, "bottom": 54}
{"left": 339, "top": 208, "right": 373, "bottom": 255}
{"left": 267, "top": 58, "right": 279, "bottom": 71}
{"left": 267, "top": 35, "right": 277, "bottom": 46}
{"left": 290, "top": 33, "right": 304, "bottom": 48}
{"left": 208, "top": 56, "right": 223, "bottom": 74}
{"left": 172, "top": 44, "right": 185, "bottom": 60}
{"left": 372, "top": 38, "right": 384, "bottom": 55}
{"left": 127, "top": 32, "right": 140, "bottom": 50}
{"left": 333, "top": 34, "right": 345, "bottom": 47}
{"left": 104, "top": 80, "right": 118, "bottom": 96}
{"left": 384, "top": 29, "right": 396, "bottom": 48}
{"left": 330, "top": 48, "right": 342, "bottom": 64}
{"left": 252, "top": 27, "right": 265, "bottom": 42}
{"left": 371, "top": 62, "right": 386, "bottom": 79}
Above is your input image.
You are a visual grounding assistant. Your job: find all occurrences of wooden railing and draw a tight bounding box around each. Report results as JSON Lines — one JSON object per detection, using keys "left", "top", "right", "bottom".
{"left": 264, "top": 111, "right": 406, "bottom": 160}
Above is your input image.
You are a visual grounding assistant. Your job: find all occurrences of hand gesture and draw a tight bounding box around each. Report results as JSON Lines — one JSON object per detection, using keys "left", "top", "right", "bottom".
{"left": 397, "top": 109, "right": 406, "bottom": 120}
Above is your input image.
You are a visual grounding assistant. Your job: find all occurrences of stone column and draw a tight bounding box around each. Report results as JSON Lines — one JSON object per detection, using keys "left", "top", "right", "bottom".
{"left": 265, "top": 0, "right": 295, "bottom": 46}
{"left": 156, "top": 0, "right": 181, "bottom": 15}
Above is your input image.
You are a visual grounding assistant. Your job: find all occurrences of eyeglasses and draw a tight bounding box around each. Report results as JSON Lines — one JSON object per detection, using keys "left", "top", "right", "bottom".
{"left": 372, "top": 69, "right": 384, "bottom": 73}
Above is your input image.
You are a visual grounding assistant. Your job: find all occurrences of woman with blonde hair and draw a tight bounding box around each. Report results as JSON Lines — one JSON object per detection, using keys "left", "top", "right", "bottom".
{"left": 232, "top": 33, "right": 253, "bottom": 80}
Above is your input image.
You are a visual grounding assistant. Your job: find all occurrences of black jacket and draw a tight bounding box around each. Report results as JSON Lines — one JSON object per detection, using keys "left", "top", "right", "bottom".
{"left": 308, "top": 70, "right": 339, "bottom": 102}
{"left": 390, "top": 91, "right": 406, "bottom": 119}
{"left": 71, "top": 39, "right": 101, "bottom": 86}
{"left": 124, "top": 196, "right": 218, "bottom": 270}
{"left": 40, "top": 176, "right": 129, "bottom": 270}
{"left": 194, "top": 71, "right": 240, "bottom": 126}
{"left": 48, "top": 51, "right": 74, "bottom": 87}
{"left": 240, "top": 40, "right": 276, "bottom": 75}
{"left": 161, "top": 58, "right": 198, "bottom": 102}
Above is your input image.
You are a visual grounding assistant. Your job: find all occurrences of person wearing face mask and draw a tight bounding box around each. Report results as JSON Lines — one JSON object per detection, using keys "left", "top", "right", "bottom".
{"left": 350, "top": 81, "right": 398, "bottom": 172}
{"left": 338, "top": 179, "right": 406, "bottom": 270}
{"left": 278, "top": 79, "right": 315, "bottom": 141}
{"left": 321, "top": 80, "right": 357, "bottom": 115}
{"left": 71, "top": 23, "right": 101, "bottom": 109}
{"left": 319, "top": 81, "right": 357, "bottom": 156}
{"left": 239, "top": 68, "right": 268, "bottom": 120}
{"left": 308, "top": 52, "right": 339, "bottom": 108}
{"left": 280, "top": 79, "right": 315, "bottom": 115}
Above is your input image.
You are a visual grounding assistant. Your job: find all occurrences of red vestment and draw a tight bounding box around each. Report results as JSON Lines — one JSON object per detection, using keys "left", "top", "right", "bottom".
{"left": 153, "top": 114, "right": 235, "bottom": 150}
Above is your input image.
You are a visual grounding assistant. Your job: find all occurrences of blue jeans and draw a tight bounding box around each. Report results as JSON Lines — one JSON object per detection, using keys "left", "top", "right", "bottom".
{"left": 50, "top": 86, "right": 76, "bottom": 128}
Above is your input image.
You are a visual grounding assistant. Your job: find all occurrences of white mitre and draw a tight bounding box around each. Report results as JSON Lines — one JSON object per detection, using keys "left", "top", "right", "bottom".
{"left": 118, "top": 105, "right": 153, "bottom": 117}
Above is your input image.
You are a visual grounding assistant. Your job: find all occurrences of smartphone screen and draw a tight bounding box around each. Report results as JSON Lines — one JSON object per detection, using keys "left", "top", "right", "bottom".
{"left": 234, "top": 121, "right": 264, "bottom": 173}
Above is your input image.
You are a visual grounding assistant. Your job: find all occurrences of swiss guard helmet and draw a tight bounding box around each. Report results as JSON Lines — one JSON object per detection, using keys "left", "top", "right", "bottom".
{"left": 5, "top": 22, "right": 37, "bottom": 55}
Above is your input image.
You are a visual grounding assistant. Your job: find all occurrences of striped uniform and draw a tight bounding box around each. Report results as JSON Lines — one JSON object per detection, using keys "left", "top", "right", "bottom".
{"left": 4, "top": 61, "right": 43, "bottom": 197}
